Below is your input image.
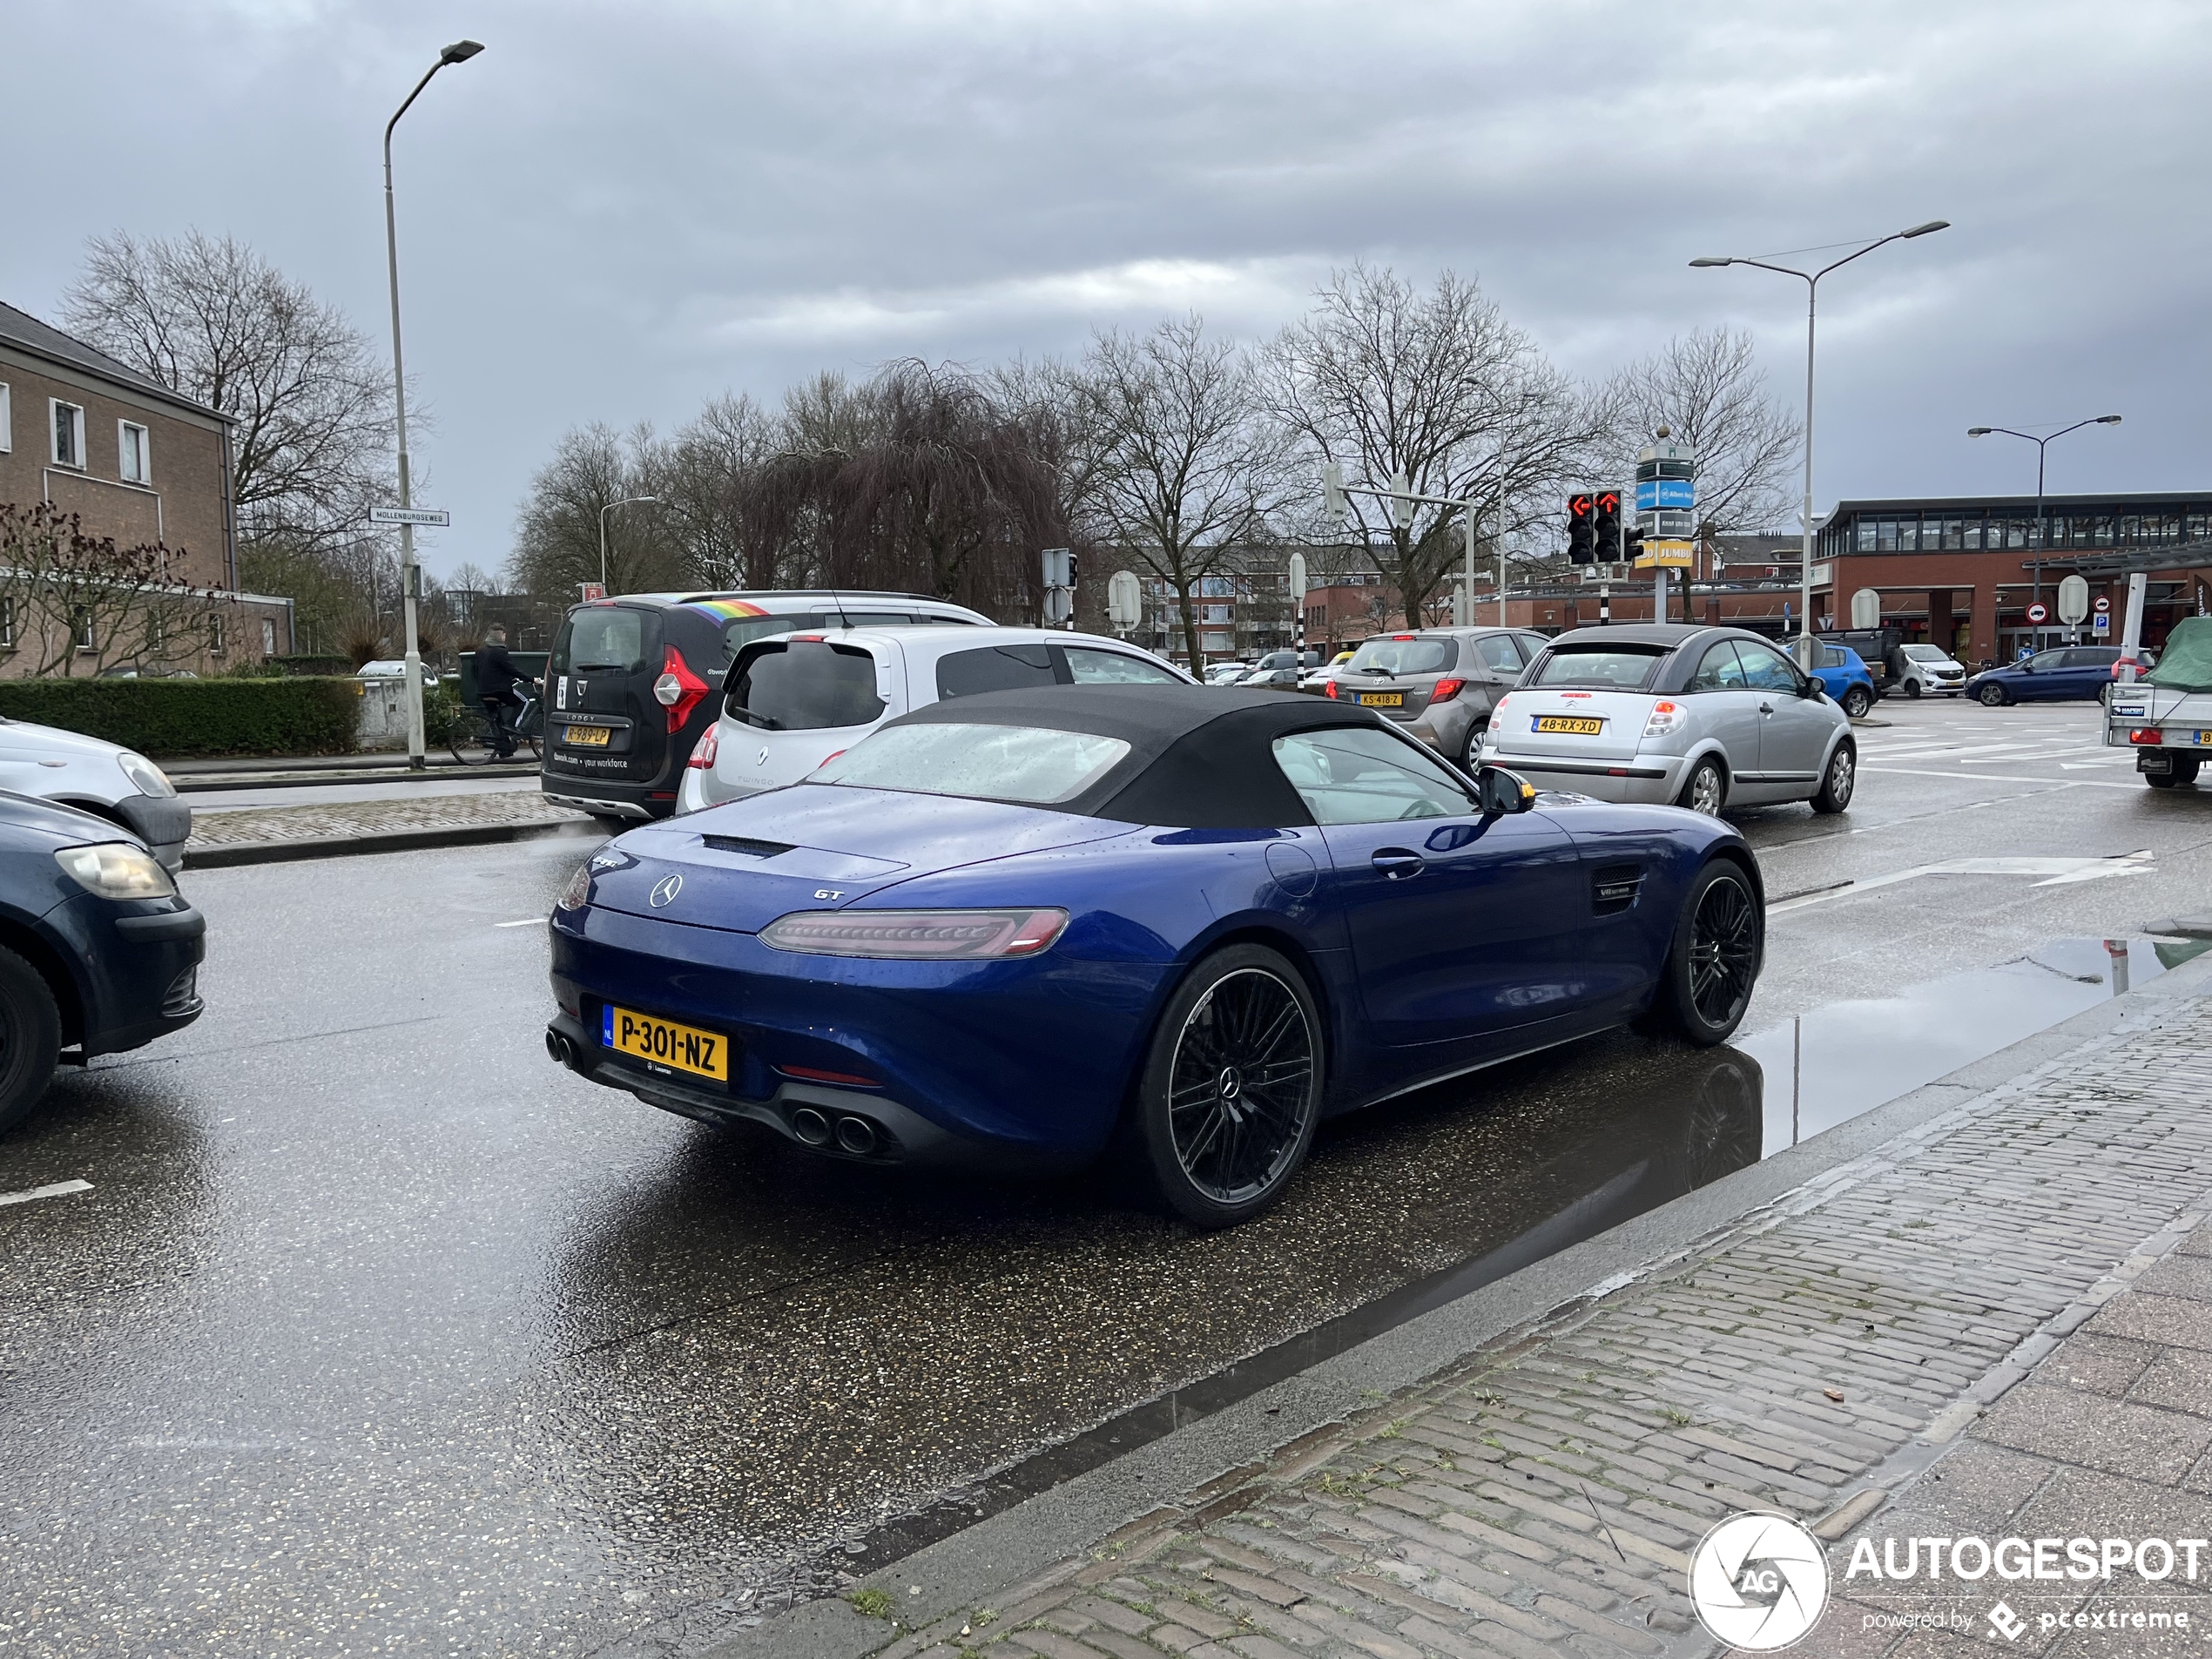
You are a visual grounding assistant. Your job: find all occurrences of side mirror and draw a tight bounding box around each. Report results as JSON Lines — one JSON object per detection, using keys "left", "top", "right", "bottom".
{"left": 1475, "top": 764, "right": 1536, "bottom": 817}
{"left": 1799, "top": 677, "right": 1824, "bottom": 699}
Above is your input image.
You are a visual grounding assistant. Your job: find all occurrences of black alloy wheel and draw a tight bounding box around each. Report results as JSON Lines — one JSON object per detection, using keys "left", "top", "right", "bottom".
{"left": 0, "top": 946, "right": 64, "bottom": 1136}
{"left": 1811, "top": 741, "right": 1856, "bottom": 814}
{"left": 1842, "top": 685, "right": 1873, "bottom": 719}
{"left": 1979, "top": 683, "right": 2009, "bottom": 707}
{"left": 1136, "top": 946, "right": 1320, "bottom": 1228}
{"left": 1642, "top": 862, "right": 1761, "bottom": 1046}
{"left": 1905, "top": 679, "right": 1922, "bottom": 699}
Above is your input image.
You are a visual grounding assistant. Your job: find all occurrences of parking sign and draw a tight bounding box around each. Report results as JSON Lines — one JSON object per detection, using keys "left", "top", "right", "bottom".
{"left": 2093, "top": 611, "right": 2110, "bottom": 635}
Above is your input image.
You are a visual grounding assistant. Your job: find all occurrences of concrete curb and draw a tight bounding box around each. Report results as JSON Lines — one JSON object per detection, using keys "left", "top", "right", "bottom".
{"left": 174, "top": 763, "right": 541, "bottom": 792}
{"left": 183, "top": 819, "right": 601, "bottom": 869}
{"left": 691, "top": 948, "right": 2212, "bottom": 1659}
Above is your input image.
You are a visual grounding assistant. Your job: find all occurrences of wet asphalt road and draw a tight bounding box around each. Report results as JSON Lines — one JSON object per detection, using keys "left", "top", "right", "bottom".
{"left": 2, "top": 697, "right": 2209, "bottom": 1657}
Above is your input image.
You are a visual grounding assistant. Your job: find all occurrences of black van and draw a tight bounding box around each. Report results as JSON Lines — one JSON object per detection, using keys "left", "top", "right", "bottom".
{"left": 538, "top": 590, "right": 991, "bottom": 826}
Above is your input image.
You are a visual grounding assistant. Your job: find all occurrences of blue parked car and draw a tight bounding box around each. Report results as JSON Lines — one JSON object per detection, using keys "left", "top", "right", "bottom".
{"left": 546, "top": 685, "right": 1765, "bottom": 1227}
{"left": 1964, "top": 645, "right": 2128, "bottom": 707}
{"left": 1808, "top": 644, "right": 1878, "bottom": 718}
{"left": 0, "top": 792, "right": 206, "bottom": 1133}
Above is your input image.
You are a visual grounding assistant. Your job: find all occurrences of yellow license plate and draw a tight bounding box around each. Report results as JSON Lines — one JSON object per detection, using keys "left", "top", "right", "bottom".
{"left": 1359, "top": 692, "right": 1404, "bottom": 707}
{"left": 1534, "top": 715, "right": 1605, "bottom": 735}
{"left": 2195, "top": 731, "right": 2212, "bottom": 747}
{"left": 601, "top": 1005, "right": 730, "bottom": 1081}
{"left": 565, "top": 724, "right": 611, "bottom": 747}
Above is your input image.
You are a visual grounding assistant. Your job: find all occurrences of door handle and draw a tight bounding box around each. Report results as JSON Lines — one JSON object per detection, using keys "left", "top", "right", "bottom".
{"left": 1372, "top": 849, "right": 1425, "bottom": 880}
{"left": 1758, "top": 701, "right": 1775, "bottom": 714}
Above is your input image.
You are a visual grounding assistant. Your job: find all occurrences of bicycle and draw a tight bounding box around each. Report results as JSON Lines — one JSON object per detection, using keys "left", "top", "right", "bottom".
{"left": 449, "top": 681, "right": 544, "bottom": 765}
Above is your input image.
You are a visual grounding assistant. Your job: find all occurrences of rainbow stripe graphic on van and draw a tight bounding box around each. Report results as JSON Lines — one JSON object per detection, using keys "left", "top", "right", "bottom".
{"left": 680, "top": 597, "right": 771, "bottom": 621}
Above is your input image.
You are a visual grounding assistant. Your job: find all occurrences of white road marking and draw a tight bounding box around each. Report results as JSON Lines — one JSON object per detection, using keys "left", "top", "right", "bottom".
{"left": 0, "top": 1178, "right": 93, "bottom": 1208}
{"left": 1768, "top": 850, "right": 2155, "bottom": 914}
{"left": 495, "top": 918, "right": 546, "bottom": 928}
{"left": 1859, "top": 765, "right": 2141, "bottom": 790}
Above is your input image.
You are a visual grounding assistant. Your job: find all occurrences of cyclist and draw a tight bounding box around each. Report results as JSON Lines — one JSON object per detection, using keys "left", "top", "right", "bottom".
{"left": 476, "top": 625, "right": 536, "bottom": 758}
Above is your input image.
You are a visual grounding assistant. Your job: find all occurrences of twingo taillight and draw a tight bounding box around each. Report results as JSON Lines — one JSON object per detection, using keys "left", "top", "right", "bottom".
{"left": 687, "top": 722, "right": 720, "bottom": 770}
{"left": 759, "top": 907, "right": 1070, "bottom": 961}
{"left": 1642, "top": 699, "right": 1688, "bottom": 739}
{"left": 653, "top": 645, "right": 711, "bottom": 732}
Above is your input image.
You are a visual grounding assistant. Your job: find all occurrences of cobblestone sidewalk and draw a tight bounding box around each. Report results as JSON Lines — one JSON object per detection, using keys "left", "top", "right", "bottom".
{"left": 185, "top": 788, "right": 590, "bottom": 853}
{"left": 851, "top": 991, "right": 2212, "bottom": 1659}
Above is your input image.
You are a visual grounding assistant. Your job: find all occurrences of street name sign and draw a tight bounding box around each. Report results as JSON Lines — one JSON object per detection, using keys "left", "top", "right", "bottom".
{"left": 370, "top": 507, "right": 451, "bottom": 527}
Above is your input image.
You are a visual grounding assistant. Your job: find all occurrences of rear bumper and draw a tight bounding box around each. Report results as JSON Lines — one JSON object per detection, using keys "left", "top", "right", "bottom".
{"left": 548, "top": 903, "right": 1163, "bottom": 1168}
{"left": 539, "top": 772, "right": 678, "bottom": 820}
{"left": 1477, "top": 745, "right": 1685, "bottom": 805}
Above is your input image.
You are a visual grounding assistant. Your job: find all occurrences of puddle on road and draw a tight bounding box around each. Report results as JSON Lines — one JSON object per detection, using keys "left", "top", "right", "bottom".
{"left": 1737, "top": 935, "right": 2211, "bottom": 1151}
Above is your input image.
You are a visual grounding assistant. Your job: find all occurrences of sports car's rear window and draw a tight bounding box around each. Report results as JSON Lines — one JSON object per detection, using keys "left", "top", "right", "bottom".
{"left": 1527, "top": 644, "right": 1667, "bottom": 690}
{"left": 813, "top": 724, "right": 1131, "bottom": 805}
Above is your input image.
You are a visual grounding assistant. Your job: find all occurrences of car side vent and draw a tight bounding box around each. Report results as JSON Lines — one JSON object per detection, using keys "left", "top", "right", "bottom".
{"left": 1591, "top": 862, "right": 1644, "bottom": 917}
{"left": 702, "top": 834, "right": 794, "bottom": 860}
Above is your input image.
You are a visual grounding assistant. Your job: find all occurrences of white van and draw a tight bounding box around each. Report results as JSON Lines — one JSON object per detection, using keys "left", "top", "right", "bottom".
{"left": 676, "top": 625, "right": 1195, "bottom": 813}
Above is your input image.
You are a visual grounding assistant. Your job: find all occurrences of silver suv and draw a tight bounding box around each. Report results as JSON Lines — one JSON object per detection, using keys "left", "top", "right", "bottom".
{"left": 1479, "top": 624, "right": 1855, "bottom": 816}
{"left": 1326, "top": 627, "right": 1551, "bottom": 766}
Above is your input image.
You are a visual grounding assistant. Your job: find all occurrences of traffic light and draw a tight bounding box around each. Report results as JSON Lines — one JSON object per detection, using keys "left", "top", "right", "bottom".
{"left": 1567, "top": 493, "right": 1595, "bottom": 563}
{"left": 1322, "top": 462, "right": 1346, "bottom": 527}
{"left": 1593, "top": 490, "right": 1622, "bottom": 563}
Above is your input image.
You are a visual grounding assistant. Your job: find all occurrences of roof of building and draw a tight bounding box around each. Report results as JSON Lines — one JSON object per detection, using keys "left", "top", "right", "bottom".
{"left": 1829, "top": 491, "right": 2212, "bottom": 517}
{"left": 0, "top": 300, "right": 230, "bottom": 423}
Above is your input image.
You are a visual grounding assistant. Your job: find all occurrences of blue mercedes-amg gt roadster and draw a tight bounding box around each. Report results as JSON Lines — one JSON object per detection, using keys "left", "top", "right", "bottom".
{"left": 546, "top": 682, "right": 1764, "bottom": 1227}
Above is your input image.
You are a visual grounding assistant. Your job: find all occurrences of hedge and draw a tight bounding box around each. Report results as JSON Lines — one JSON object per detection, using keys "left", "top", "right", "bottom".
{"left": 0, "top": 676, "right": 362, "bottom": 759}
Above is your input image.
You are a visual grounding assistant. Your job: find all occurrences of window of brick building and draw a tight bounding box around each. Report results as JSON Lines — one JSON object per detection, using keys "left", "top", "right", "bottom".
{"left": 51, "top": 400, "right": 85, "bottom": 469}
{"left": 72, "top": 610, "right": 95, "bottom": 651}
{"left": 209, "top": 614, "right": 226, "bottom": 657}
{"left": 0, "top": 382, "right": 11, "bottom": 452}
{"left": 118, "top": 421, "right": 151, "bottom": 484}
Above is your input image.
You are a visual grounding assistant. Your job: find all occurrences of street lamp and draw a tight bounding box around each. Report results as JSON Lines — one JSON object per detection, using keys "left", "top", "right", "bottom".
{"left": 599, "top": 495, "right": 659, "bottom": 593}
{"left": 1691, "top": 219, "right": 1949, "bottom": 664}
{"left": 382, "top": 37, "right": 484, "bottom": 768}
{"left": 1966, "top": 416, "right": 2121, "bottom": 650}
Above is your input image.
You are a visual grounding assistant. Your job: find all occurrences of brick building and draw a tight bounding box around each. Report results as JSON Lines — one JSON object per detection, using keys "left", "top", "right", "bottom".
{"left": 0, "top": 300, "right": 293, "bottom": 674}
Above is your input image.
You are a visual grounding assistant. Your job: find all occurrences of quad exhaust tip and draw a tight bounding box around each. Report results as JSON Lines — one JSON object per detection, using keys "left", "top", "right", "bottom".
{"left": 790, "top": 1106, "right": 833, "bottom": 1147}
{"left": 835, "top": 1116, "right": 878, "bottom": 1156}
{"left": 545, "top": 1028, "right": 577, "bottom": 1067}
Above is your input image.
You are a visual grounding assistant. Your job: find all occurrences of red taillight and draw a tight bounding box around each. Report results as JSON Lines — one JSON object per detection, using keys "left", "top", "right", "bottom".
{"left": 2129, "top": 728, "right": 2164, "bottom": 745}
{"left": 1392, "top": 633, "right": 1414, "bottom": 641}
{"left": 653, "top": 645, "right": 711, "bottom": 732}
{"left": 759, "top": 907, "right": 1069, "bottom": 960}
{"left": 1325, "top": 680, "right": 1339, "bottom": 699}
{"left": 687, "top": 722, "right": 720, "bottom": 769}
{"left": 1431, "top": 678, "right": 1466, "bottom": 702}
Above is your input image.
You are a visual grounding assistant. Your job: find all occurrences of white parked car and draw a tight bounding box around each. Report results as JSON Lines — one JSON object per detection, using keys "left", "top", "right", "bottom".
{"left": 677, "top": 625, "right": 1197, "bottom": 813}
{"left": 0, "top": 718, "right": 191, "bottom": 869}
{"left": 1478, "top": 623, "right": 1856, "bottom": 816}
{"left": 1895, "top": 643, "right": 1967, "bottom": 698}
{"left": 1203, "top": 662, "right": 1253, "bottom": 685}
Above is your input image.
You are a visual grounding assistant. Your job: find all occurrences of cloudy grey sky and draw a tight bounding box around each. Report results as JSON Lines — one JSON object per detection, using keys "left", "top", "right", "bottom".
{"left": 7, "top": 0, "right": 2207, "bottom": 579}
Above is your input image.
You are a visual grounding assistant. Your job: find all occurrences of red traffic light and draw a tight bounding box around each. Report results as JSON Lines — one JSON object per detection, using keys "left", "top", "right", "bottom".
{"left": 1596, "top": 489, "right": 1620, "bottom": 514}
{"left": 1568, "top": 493, "right": 1594, "bottom": 519}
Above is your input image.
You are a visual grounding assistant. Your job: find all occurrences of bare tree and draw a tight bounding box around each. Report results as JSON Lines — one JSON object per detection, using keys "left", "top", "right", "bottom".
{"left": 508, "top": 422, "right": 682, "bottom": 597}
{"left": 0, "top": 502, "right": 218, "bottom": 677}
{"left": 1263, "top": 265, "right": 1618, "bottom": 627}
{"left": 1611, "top": 327, "right": 1800, "bottom": 550}
{"left": 1072, "top": 317, "right": 1288, "bottom": 667}
{"left": 63, "top": 231, "right": 397, "bottom": 559}
{"left": 655, "top": 394, "right": 780, "bottom": 590}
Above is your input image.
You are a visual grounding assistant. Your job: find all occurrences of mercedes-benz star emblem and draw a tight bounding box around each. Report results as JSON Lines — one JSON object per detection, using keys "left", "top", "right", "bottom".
{"left": 648, "top": 873, "right": 684, "bottom": 908}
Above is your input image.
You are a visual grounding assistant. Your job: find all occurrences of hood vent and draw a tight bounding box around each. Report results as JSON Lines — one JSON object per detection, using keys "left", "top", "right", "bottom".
{"left": 702, "top": 834, "right": 795, "bottom": 860}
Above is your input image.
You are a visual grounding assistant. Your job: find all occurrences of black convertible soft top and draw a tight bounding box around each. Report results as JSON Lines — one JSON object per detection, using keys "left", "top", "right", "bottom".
{"left": 883, "top": 683, "right": 1399, "bottom": 828}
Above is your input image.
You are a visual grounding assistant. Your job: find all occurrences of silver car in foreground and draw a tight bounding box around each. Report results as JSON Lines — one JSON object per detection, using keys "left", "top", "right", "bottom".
{"left": 1478, "top": 624, "right": 1855, "bottom": 816}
